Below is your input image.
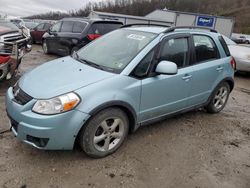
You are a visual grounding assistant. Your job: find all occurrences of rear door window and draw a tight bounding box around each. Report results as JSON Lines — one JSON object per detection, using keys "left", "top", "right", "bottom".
{"left": 193, "top": 35, "right": 220, "bottom": 63}
{"left": 61, "top": 21, "right": 74, "bottom": 32}
{"left": 73, "top": 21, "right": 87, "bottom": 33}
{"left": 89, "top": 23, "right": 122, "bottom": 35}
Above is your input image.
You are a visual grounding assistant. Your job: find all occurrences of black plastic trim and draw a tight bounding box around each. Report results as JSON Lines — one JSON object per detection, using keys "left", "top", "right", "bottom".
{"left": 89, "top": 101, "right": 138, "bottom": 132}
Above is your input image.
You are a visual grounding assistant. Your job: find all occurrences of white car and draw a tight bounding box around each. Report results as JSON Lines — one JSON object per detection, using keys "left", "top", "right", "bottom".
{"left": 223, "top": 36, "right": 250, "bottom": 72}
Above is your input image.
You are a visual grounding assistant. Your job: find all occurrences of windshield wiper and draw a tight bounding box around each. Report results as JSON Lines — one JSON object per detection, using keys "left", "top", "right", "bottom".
{"left": 79, "top": 58, "right": 105, "bottom": 70}
{"left": 71, "top": 51, "right": 80, "bottom": 59}
{"left": 73, "top": 53, "right": 115, "bottom": 72}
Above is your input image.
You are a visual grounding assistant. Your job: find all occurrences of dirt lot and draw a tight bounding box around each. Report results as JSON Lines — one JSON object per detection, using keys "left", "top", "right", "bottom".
{"left": 0, "top": 45, "right": 249, "bottom": 188}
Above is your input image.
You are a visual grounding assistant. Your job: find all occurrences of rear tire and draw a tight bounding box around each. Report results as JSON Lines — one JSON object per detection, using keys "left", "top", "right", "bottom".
{"left": 79, "top": 108, "right": 129, "bottom": 158}
{"left": 206, "top": 82, "right": 230, "bottom": 113}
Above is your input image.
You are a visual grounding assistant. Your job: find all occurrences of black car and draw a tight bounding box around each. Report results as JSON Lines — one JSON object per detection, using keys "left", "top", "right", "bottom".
{"left": 42, "top": 18, "right": 123, "bottom": 56}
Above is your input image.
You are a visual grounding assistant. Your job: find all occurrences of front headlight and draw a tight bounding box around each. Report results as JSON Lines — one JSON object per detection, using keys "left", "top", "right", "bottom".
{"left": 32, "top": 92, "right": 80, "bottom": 115}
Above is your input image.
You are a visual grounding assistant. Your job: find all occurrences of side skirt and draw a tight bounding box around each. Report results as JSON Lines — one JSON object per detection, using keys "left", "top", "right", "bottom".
{"left": 138, "top": 102, "right": 207, "bottom": 127}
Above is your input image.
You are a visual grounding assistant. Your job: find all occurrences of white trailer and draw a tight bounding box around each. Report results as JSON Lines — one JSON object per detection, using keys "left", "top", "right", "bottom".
{"left": 146, "top": 9, "right": 234, "bottom": 37}
{"left": 89, "top": 9, "right": 234, "bottom": 37}
{"left": 88, "top": 11, "right": 173, "bottom": 26}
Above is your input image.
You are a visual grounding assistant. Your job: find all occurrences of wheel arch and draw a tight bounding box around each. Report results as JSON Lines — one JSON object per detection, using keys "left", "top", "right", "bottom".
{"left": 88, "top": 101, "right": 138, "bottom": 133}
{"left": 224, "top": 77, "right": 234, "bottom": 92}
{"left": 206, "top": 77, "right": 234, "bottom": 106}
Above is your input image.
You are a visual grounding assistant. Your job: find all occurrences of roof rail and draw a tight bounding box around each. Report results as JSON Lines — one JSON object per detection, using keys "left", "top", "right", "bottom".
{"left": 121, "top": 23, "right": 171, "bottom": 29}
{"left": 163, "top": 26, "right": 218, "bottom": 33}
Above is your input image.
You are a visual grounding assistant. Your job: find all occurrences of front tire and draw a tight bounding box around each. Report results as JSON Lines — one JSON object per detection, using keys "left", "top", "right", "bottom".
{"left": 42, "top": 40, "right": 49, "bottom": 54}
{"left": 79, "top": 108, "right": 129, "bottom": 158}
{"left": 206, "top": 82, "right": 230, "bottom": 113}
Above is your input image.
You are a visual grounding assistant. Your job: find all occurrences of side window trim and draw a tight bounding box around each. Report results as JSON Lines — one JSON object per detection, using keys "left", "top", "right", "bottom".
{"left": 218, "top": 36, "right": 231, "bottom": 57}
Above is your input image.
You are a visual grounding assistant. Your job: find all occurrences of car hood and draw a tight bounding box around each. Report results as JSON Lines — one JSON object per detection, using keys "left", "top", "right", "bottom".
{"left": 19, "top": 56, "right": 115, "bottom": 99}
{"left": 228, "top": 45, "right": 250, "bottom": 58}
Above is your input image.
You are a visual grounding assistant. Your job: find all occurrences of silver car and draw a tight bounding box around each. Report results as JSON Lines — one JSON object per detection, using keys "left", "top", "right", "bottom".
{"left": 224, "top": 36, "right": 250, "bottom": 72}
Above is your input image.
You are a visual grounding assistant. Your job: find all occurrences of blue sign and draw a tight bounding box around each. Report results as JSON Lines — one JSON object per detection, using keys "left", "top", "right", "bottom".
{"left": 196, "top": 16, "right": 215, "bottom": 28}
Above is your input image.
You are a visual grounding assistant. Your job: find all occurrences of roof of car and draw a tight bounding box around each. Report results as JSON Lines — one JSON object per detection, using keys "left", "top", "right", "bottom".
{"left": 61, "top": 17, "right": 123, "bottom": 24}
{"left": 125, "top": 26, "right": 219, "bottom": 36}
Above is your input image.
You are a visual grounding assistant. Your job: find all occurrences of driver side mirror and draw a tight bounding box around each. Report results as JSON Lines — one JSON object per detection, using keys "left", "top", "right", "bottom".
{"left": 49, "top": 28, "right": 57, "bottom": 36}
{"left": 155, "top": 61, "right": 178, "bottom": 75}
{"left": 48, "top": 27, "right": 52, "bottom": 34}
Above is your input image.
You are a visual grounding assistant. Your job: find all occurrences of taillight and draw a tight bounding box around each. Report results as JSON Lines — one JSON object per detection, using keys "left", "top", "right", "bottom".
{"left": 87, "top": 34, "right": 101, "bottom": 41}
{"left": 230, "top": 57, "right": 236, "bottom": 70}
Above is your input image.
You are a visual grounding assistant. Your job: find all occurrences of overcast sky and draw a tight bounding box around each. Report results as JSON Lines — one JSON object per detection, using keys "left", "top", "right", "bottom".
{"left": 0, "top": 0, "right": 104, "bottom": 17}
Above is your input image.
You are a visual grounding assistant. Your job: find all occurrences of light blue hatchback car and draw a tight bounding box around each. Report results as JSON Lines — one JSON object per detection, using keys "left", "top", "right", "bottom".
{"left": 6, "top": 25, "right": 235, "bottom": 158}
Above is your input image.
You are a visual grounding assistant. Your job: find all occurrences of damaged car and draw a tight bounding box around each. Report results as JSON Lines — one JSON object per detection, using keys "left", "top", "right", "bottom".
{"left": 0, "top": 19, "right": 32, "bottom": 81}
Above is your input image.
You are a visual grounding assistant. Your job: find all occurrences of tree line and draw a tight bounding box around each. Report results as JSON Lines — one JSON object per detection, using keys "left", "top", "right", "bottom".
{"left": 24, "top": 0, "right": 250, "bottom": 33}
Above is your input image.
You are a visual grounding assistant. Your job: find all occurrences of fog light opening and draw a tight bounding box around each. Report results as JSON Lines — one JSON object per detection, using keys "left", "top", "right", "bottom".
{"left": 26, "top": 135, "right": 49, "bottom": 148}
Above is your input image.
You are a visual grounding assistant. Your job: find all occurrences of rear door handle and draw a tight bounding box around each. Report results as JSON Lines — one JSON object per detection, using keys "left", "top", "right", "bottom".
{"left": 216, "top": 66, "right": 224, "bottom": 71}
{"left": 182, "top": 75, "right": 192, "bottom": 80}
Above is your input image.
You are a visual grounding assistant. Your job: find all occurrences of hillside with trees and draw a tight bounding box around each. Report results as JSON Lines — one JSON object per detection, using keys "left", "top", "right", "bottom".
{"left": 24, "top": 0, "right": 250, "bottom": 33}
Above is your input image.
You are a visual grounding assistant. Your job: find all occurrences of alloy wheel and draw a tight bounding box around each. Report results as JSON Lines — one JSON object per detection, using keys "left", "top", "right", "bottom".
{"left": 213, "top": 86, "right": 228, "bottom": 109}
{"left": 93, "top": 117, "right": 125, "bottom": 152}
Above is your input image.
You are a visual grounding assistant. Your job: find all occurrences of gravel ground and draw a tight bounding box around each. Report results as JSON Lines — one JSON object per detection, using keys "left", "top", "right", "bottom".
{"left": 0, "top": 45, "right": 249, "bottom": 188}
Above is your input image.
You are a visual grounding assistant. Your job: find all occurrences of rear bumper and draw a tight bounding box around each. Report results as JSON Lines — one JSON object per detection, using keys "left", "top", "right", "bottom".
{"left": 236, "top": 59, "right": 250, "bottom": 72}
{"left": 5, "top": 87, "right": 90, "bottom": 150}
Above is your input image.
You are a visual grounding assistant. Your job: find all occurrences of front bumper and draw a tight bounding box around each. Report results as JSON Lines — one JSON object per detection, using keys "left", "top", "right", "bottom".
{"left": 5, "top": 87, "right": 90, "bottom": 150}
{"left": 0, "top": 62, "right": 8, "bottom": 80}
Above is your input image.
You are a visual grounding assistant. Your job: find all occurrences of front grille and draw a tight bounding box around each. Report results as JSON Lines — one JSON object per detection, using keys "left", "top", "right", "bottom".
{"left": 13, "top": 84, "right": 33, "bottom": 105}
{"left": 3, "top": 33, "right": 24, "bottom": 42}
{"left": 1, "top": 32, "right": 25, "bottom": 54}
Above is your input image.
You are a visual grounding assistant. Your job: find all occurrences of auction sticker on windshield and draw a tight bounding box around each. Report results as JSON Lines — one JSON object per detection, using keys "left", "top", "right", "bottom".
{"left": 127, "top": 34, "right": 146, "bottom": 41}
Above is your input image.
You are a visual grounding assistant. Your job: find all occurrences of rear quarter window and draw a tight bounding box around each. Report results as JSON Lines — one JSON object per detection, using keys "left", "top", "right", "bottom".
{"left": 73, "top": 21, "right": 87, "bottom": 33}
{"left": 218, "top": 36, "right": 231, "bottom": 57}
{"left": 89, "top": 23, "right": 122, "bottom": 35}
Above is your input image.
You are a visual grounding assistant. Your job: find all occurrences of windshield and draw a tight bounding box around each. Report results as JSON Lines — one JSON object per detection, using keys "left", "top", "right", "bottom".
{"left": 77, "top": 29, "right": 157, "bottom": 73}
{"left": 223, "top": 35, "right": 236, "bottom": 45}
{"left": 25, "top": 22, "right": 39, "bottom": 29}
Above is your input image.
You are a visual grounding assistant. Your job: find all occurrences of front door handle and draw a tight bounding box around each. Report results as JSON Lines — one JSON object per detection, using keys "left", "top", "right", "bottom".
{"left": 182, "top": 75, "right": 192, "bottom": 80}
